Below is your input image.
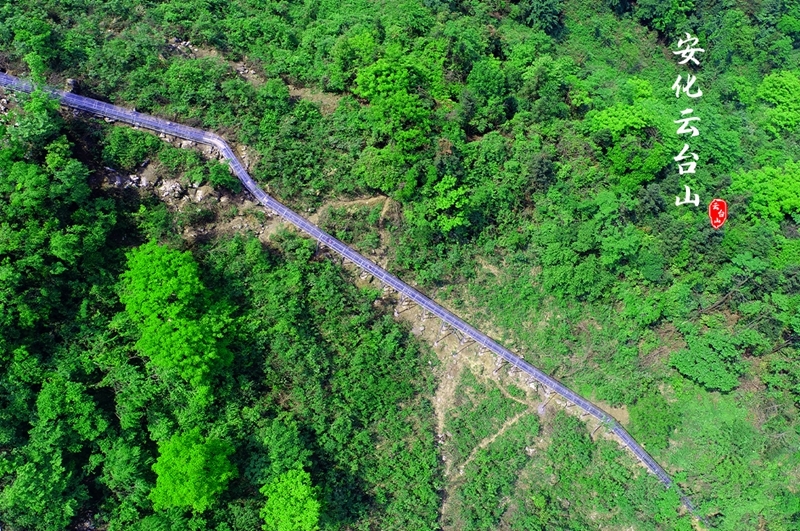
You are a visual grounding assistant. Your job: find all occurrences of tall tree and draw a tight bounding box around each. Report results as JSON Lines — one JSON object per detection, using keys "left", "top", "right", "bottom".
{"left": 150, "top": 427, "right": 237, "bottom": 513}
{"left": 260, "top": 465, "right": 322, "bottom": 531}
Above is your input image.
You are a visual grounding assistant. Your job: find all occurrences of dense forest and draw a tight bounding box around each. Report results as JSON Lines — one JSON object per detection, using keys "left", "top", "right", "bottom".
{"left": 1, "top": 0, "right": 799, "bottom": 529}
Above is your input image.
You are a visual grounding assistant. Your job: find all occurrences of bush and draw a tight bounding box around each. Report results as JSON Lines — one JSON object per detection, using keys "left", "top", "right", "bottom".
{"left": 207, "top": 160, "right": 242, "bottom": 193}
{"left": 103, "top": 127, "right": 162, "bottom": 172}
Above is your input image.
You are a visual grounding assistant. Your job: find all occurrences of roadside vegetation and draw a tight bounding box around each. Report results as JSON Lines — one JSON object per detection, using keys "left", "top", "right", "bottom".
{"left": 1, "top": 0, "right": 799, "bottom": 529}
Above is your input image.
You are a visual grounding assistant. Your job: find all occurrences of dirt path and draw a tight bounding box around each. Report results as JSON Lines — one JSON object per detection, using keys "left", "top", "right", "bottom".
{"left": 456, "top": 408, "right": 534, "bottom": 476}
{"left": 492, "top": 378, "right": 538, "bottom": 409}
{"left": 433, "top": 354, "right": 463, "bottom": 439}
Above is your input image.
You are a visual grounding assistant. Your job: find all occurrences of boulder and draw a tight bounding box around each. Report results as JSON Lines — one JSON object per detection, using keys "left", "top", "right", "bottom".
{"left": 194, "top": 185, "right": 215, "bottom": 202}
{"left": 159, "top": 179, "right": 185, "bottom": 199}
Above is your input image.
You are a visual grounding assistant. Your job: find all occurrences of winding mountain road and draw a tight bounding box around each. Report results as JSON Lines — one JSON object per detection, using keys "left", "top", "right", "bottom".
{"left": 0, "top": 71, "right": 703, "bottom": 520}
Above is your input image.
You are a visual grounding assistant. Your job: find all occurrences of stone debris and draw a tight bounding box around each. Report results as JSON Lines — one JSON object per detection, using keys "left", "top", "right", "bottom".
{"left": 194, "top": 185, "right": 216, "bottom": 202}
{"left": 159, "top": 179, "right": 185, "bottom": 199}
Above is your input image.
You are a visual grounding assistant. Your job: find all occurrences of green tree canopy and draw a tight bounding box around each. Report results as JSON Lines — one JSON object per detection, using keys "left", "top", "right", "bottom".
{"left": 118, "top": 241, "right": 233, "bottom": 391}
{"left": 629, "top": 389, "right": 678, "bottom": 450}
{"left": 150, "top": 427, "right": 237, "bottom": 513}
{"left": 260, "top": 465, "right": 322, "bottom": 531}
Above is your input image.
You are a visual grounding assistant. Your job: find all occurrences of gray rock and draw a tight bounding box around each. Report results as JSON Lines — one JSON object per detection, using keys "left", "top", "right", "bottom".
{"left": 159, "top": 179, "right": 185, "bottom": 199}
{"left": 194, "top": 185, "right": 215, "bottom": 202}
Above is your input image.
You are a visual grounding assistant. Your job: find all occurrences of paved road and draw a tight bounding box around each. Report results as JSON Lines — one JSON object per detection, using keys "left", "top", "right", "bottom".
{"left": 0, "top": 72, "right": 703, "bottom": 519}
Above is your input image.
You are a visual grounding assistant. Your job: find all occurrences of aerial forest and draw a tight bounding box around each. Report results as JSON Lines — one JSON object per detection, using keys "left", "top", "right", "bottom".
{"left": 0, "top": 0, "right": 799, "bottom": 530}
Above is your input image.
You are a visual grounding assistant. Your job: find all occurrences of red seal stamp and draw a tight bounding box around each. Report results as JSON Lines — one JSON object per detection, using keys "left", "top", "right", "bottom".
{"left": 708, "top": 199, "right": 727, "bottom": 229}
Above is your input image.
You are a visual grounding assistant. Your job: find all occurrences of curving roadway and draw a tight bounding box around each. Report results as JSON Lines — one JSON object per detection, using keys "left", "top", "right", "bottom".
{"left": 0, "top": 71, "right": 703, "bottom": 520}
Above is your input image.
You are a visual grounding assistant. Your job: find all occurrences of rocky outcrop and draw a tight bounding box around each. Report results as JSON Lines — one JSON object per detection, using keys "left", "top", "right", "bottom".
{"left": 193, "top": 185, "right": 216, "bottom": 202}
{"left": 159, "top": 179, "right": 185, "bottom": 199}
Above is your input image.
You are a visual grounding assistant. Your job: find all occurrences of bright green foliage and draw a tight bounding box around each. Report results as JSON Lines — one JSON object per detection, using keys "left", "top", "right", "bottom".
{"left": 731, "top": 160, "right": 800, "bottom": 224}
{"left": 757, "top": 70, "right": 800, "bottom": 136}
{"left": 670, "top": 326, "right": 745, "bottom": 392}
{"left": 586, "top": 102, "right": 655, "bottom": 143}
{"left": 150, "top": 428, "right": 237, "bottom": 513}
{"left": 119, "top": 241, "right": 232, "bottom": 391}
{"left": 2, "top": 0, "right": 800, "bottom": 528}
{"left": 328, "top": 28, "right": 379, "bottom": 91}
{"left": 354, "top": 49, "right": 433, "bottom": 156}
{"left": 120, "top": 240, "right": 206, "bottom": 321}
{"left": 259, "top": 466, "right": 321, "bottom": 531}
{"left": 406, "top": 173, "right": 472, "bottom": 234}
{"left": 629, "top": 389, "right": 678, "bottom": 450}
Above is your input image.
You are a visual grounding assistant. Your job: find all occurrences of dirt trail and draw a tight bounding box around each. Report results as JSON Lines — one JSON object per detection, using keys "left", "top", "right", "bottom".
{"left": 457, "top": 408, "right": 534, "bottom": 476}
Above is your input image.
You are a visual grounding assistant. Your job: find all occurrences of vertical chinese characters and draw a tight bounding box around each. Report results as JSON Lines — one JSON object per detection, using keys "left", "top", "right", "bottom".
{"left": 672, "top": 33, "right": 705, "bottom": 208}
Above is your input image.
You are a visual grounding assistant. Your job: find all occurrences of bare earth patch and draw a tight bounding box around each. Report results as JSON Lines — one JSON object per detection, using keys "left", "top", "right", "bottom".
{"left": 288, "top": 85, "right": 343, "bottom": 115}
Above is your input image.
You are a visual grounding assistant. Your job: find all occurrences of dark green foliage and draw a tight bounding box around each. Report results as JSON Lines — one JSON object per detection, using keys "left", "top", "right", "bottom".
{"left": 207, "top": 160, "right": 242, "bottom": 193}
{"left": 464, "top": 57, "right": 510, "bottom": 133}
{"left": 514, "top": 0, "right": 564, "bottom": 35}
{"left": 0, "top": 94, "right": 440, "bottom": 530}
{"left": 103, "top": 127, "right": 163, "bottom": 172}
